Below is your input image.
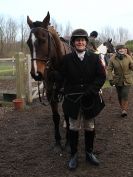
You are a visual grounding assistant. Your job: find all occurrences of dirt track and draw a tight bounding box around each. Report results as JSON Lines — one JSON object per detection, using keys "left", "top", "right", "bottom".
{"left": 0, "top": 87, "right": 133, "bottom": 177}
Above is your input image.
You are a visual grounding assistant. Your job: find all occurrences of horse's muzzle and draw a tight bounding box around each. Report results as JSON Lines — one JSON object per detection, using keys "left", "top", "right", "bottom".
{"left": 30, "top": 71, "right": 43, "bottom": 81}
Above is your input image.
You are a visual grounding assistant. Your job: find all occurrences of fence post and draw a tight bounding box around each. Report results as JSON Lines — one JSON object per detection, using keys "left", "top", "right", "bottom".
{"left": 26, "top": 54, "right": 33, "bottom": 103}
{"left": 15, "top": 52, "right": 26, "bottom": 100}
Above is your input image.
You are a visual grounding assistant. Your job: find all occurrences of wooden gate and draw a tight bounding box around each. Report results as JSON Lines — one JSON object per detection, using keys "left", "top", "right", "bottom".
{"left": 0, "top": 53, "right": 43, "bottom": 103}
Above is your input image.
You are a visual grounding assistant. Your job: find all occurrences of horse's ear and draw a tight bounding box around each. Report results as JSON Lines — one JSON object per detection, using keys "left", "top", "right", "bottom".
{"left": 108, "top": 38, "right": 112, "bottom": 43}
{"left": 42, "top": 11, "right": 50, "bottom": 28}
{"left": 27, "top": 16, "right": 33, "bottom": 29}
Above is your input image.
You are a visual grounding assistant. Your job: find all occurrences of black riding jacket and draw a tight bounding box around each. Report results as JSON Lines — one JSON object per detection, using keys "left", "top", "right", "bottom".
{"left": 60, "top": 51, "right": 106, "bottom": 119}
{"left": 61, "top": 51, "right": 106, "bottom": 94}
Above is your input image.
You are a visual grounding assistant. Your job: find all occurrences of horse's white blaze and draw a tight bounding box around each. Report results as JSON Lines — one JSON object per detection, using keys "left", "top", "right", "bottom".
{"left": 31, "top": 33, "right": 38, "bottom": 76}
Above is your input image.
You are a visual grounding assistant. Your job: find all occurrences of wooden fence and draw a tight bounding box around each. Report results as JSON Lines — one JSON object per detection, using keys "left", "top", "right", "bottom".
{"left": 26, "top": 54, "right": 43, "bottom": 103}
{"left": 0, "top": 53, "right": 43, "bottom": 103}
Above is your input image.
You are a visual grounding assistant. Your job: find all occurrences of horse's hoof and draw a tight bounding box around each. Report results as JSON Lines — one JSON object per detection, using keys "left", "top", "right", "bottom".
{"left": 53, "top": 142, "right": 63, "bottom": 154}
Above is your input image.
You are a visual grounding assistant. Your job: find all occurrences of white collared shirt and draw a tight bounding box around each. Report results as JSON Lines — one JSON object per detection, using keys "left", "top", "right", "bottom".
{"left": 76, "top": 51, "right": 86, "bottom": 61}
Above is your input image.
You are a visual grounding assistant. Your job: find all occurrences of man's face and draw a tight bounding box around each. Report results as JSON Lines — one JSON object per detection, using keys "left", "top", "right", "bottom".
{"left": 118, "top": 48, "right": 126, "bottom": 55}
{"left": 74, "top": 37, "right": 87, "bottom": 52}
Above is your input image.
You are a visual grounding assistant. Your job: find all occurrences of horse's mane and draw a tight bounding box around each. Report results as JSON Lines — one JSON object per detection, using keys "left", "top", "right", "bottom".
{"left": 48, "top": 26, "right": 64, "bottom": 59}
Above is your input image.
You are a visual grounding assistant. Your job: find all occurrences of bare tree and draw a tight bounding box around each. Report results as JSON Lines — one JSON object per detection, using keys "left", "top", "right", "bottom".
{"left": 99, "top": 26, "right": 130, "bottom": 45}
{"left": 116, "top": 27, "right": 129, "bottom": 43}
{"left": 63, "top": 22, "right": 72, "bottom": 40}
{"left": 0, "top": 16, "right": 5, "bottom": 56}
{"left": 51, "top": 18, "right": 72, "bottom": 40}
{"left": 19, "top": 16, "right": 30, "bottom": 52}
{"left": 5, "top": 18, "right": 18, "bottom": 55}
{"left": 50, "top": 17, "right": 64, "bottom": 36}
{"left": 99, "top": 26, "right": 117, "bottom": 44}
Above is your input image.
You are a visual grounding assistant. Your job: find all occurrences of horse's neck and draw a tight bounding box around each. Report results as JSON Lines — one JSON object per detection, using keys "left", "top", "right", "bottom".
{"left": 48, "top": 26, "right": 63, "bottom": 59}
{"left": 96, "top": 44, "right": 107, "bottom": 55}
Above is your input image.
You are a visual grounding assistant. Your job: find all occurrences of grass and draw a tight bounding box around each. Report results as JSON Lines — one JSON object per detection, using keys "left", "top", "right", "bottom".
{"left": 0, "top": 65, "right": 12, "bottom": 70}
{"left": 0, "top": 65, "right": 16, "bottom": 76}
{"left": 103, "top": 80, "right": 110, "bottom": 88}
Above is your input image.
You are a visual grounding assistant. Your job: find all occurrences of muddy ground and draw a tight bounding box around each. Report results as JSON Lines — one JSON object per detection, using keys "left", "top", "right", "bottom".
{"left": 0, "top": 87, "right": 133, "bottom": 177}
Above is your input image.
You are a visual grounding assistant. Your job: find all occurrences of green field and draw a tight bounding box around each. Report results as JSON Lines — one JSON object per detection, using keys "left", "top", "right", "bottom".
{"left": 103, "top": 80, "right": 110, "bottom": 88}
{"left": 0, "top": 65, "right": 16, "bottom": 76}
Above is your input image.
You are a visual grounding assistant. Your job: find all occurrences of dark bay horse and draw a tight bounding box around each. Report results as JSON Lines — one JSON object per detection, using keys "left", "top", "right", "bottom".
{"left": 27, "top": 12, "right": 72, "bottom": 152}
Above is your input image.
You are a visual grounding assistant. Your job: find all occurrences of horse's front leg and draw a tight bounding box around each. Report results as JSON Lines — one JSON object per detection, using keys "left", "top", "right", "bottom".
{"left": 50, "top": 101, "right": 62, "bottom": 152}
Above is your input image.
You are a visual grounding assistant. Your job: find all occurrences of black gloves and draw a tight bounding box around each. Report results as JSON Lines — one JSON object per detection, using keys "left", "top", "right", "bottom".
{"left": 85, "top": 86, "right": 98, "bottom": 96}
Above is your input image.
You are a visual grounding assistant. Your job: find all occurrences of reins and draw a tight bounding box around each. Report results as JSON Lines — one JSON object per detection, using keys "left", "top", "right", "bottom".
{"left": 37, "top": 80, "right": 63, "bottom": 106}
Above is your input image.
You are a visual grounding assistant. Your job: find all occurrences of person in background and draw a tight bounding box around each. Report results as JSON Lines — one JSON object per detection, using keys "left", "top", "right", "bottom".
{"left": 125, "top": 47, "right": 133, "bottom": 59}
{"left": 59, "top": 29, "right": 106, "bottom": 170}
{"left": 87, "top": 31, "right": 98, "bottom": 52}
{"left": 107, "top": 44, "right": 133, "bottom": 117}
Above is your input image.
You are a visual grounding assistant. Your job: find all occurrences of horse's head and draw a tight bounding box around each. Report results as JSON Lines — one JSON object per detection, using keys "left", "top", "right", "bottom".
{"left": 27, "top": 12, "right": 71, "bottom": 81}
{"left": 96, "top": 38, "right": 115, "bottom": 67}
{"left": 103, "top": 38, "right": 115, "bottom": 53}
{"left": 27, "top": 12, "right": 58, "bottom": 81}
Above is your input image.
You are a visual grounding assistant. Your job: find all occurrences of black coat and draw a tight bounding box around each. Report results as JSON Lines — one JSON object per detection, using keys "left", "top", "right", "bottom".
{"left": 61, "top": 51, "right": 106, "bottom": 119}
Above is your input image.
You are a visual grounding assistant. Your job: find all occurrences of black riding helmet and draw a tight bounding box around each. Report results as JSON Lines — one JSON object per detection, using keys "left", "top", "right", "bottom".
{"left": 70, "top": 29, "right": 89, "bottom": 46}
{"left": 90, "top": 31, "right": 98, "bottom": 38}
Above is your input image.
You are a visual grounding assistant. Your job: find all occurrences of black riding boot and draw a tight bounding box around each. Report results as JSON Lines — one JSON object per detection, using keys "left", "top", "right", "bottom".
{"left": 68, "top": 130, "right": 79, "bottom": 169}
{"left": 85, "top": 130, "right": 99, "bottom": 166}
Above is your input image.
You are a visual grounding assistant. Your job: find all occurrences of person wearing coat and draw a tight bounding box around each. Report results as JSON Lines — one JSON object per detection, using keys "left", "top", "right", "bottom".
{"left": 107, "top": 44, "right": 133, "bottom": 117}
{"left": 87, "top": 31, "right": 98, "bottom": 52}
{"left": 59, "top": 29, "right": 106, "bottom": 170}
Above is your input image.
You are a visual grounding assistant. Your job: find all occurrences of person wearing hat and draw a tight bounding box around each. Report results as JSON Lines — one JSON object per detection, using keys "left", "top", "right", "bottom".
{"left": 87, "top": 31, "right": 98, "bottom": 52}
{"left": 59, "top": 29, "right": 106, "bottom": 169}
{"left": 107, "top": 44, "right": 133, "bottom": 117}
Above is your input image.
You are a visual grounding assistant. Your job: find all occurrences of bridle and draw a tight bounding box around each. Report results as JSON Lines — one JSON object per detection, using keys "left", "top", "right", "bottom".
{"left": 28, "top": 27, "right": 62, "bottom": 105}
{"left": 28, "top": 27, "right": 72, "bottom": 105}
{"left": 29, "top": 27, "right": 56, "bottom": 66}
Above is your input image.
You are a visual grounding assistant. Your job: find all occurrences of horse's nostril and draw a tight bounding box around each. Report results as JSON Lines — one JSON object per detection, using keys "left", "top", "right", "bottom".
{"left": 37, "top": 72, "right": 42, "bottom": 77}
{"left": 30, "top": 71, "right": 43, "bottom": 81}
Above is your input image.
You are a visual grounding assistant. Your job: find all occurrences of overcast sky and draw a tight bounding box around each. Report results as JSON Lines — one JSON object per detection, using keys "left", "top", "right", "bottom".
{"left": 0, "top": 0, "right": 133, "bottom": 38}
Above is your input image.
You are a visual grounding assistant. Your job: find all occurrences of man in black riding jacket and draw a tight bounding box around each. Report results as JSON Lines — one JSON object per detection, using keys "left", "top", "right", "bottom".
{"left": 58, "top": 29, "right": 106, "bottom": 170}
